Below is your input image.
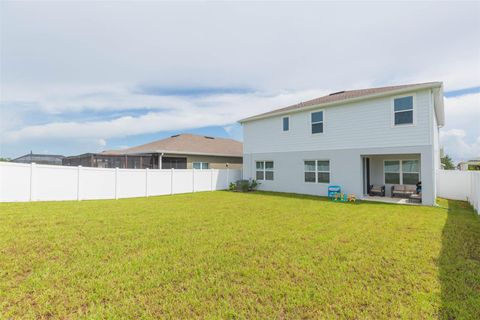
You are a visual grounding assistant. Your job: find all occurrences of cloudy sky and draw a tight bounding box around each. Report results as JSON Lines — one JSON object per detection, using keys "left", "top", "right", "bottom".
{"left": 1, "top": 1, "right": 479, "bottom": 162}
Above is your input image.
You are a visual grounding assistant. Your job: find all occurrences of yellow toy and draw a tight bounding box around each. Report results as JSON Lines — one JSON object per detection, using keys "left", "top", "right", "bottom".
{"left": 347, "top": 194, "right": 356, "bottom": 202}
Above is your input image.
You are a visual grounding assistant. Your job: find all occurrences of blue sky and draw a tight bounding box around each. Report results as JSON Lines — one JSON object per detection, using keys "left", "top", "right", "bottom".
{"left": 1, "top": 2, "right": 479, "bottom": 162}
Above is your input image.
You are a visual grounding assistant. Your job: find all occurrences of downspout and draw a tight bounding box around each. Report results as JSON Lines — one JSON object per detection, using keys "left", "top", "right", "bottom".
{"left": 158, "top": 153, "right": 164, "bottom": 169}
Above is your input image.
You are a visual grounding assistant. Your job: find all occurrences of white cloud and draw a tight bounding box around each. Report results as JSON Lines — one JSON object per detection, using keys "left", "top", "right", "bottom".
{"left": 1, "top": 88, "right": 324, "bottom": 143}
{"left": 440, "top": 130, "right": 480, "bottom": 162}
{"left": 1, "top": 2, "right": 479, "bottom": 91}
{"left": 440, "top": 93, "right": 480, "bottom": 162}
{"left": 1, "top": 1, "right": 479, "bottom": 157}
{"left": 96, "top": 139, "right": 107, "bottom": 147}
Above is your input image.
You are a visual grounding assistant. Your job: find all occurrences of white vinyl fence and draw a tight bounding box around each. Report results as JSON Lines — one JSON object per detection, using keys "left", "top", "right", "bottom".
{"left": 436, "top": 170, "right": 480, "bottom": 214}
{"left": 0, "top": 161, "right": 242, "bottom": 202}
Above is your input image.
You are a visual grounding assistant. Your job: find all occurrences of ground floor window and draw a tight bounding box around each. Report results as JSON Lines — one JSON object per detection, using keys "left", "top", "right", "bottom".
{"left": 193, "top": 162, "right": 209, "bottom": 169}
{"left": 162, "top": 157, "right": 187, "bottom": 169}
{"left": 256, "top": 161, "right": 274, "bottom": 180}
{"left": 304, "top": 160, "right": 330, "bottom": 183}
{"left": 402, "top": 160, "right": 420, "bottom": 184}
{"left": 384, "top": 160, "right": 419, "bottom": 185}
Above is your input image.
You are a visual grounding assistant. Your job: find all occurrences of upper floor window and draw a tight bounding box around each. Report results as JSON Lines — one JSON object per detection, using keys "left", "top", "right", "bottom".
{"left": 311, "top": 111, "right": 324, "bottom": 134}
{"left": 393, "top": 96, "right": 414, "bottom": 125}
{"left": 256, "top": 161, "right": 274, "bottom": 180}
{"left": 193, "top": 162, "right": 209, "bottom": 169}
{"left": 282, "top": 116, "right": 289, "bottom": 131}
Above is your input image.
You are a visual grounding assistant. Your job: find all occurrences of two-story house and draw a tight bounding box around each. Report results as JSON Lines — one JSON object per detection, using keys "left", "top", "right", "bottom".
{"left": 239, "top": 82, "right": 444, "bottom": 205}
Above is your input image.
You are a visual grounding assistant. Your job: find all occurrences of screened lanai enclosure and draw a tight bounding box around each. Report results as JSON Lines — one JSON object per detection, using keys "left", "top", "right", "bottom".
{"left": 62, "top": 153, "right": 194, "bottom": 169}
{"left": 63, "top": 153, "right": 161, "bottom": 169}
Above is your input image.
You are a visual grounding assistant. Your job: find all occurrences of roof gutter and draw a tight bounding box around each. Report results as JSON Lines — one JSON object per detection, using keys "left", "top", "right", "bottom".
{"left": 121, "top": 150, "right": 243, "bottom": 157}
{"left": 239, "top": 82, "right": 443, "bottom": 123}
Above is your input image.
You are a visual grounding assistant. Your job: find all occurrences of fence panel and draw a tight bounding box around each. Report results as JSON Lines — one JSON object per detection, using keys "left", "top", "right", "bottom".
{"left": 35, "top": 164, "right": 78, "bottom": 201}
{"left": 194, "top": 170, "right": 212, "bottom": 192}
{"left": 81, "top": 167, "right": 116, "bottom": 200}
{"left": 147, "top": 170, "right": 172, "bottom": 196}
{"left": 436, "top": 170, "right": 479, "bottom": 214}
{"left": 470, "top": 172, "right": 480, "bottom": 213}
{"left": 0, "top": 162, "right": 241, "bottom": 202}
{"left": 0, "top": 162, "right": 31, "bottom": 201}
{"left": 117, "top": 169, "right": 147, "bottom": 199}
{"left": 172, "top": 170, "right": 194, "bottom": 194}
{"left": 436, "top": 170, "right": 471, "bottom": 201}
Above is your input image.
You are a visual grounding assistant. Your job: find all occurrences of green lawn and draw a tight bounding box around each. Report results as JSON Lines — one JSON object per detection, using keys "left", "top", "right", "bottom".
{"left": 0, "top": 192, "right": 479, "bottom": 319}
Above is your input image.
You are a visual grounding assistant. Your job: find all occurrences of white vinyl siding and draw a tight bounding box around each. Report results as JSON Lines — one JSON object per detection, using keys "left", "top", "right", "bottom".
{"left": 243, "top": 145, "right": 435, "bottom": 205}
{"left": 243, "top": 89, "right": 432, "bottom": 154}
{"left": 256, "top": 161, "right": 274, "bottom": 181}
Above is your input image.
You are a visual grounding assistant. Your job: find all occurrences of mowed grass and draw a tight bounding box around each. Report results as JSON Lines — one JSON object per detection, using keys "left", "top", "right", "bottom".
{"left": 0, "top": 192, "right": 479, "bottom": 319}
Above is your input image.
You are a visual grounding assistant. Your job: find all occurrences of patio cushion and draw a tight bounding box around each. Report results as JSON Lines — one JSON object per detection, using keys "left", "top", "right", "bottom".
{"left": 392, "top": 185, "right": 405, "bottom": 191}
{"left": 371, "top": 185, "right": 382, "bottom": 192}
{"left": 405, "top": 185, "right": 416, "bottom": 192}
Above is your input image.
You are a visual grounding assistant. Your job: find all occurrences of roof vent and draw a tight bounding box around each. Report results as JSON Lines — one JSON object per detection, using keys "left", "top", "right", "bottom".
{"left": 171, "top": 134, "right": 180, "bottom": 138}
{"left": 329, "top": 90, "right": 345, "bottom": 96}
{"left": 204, "top": 136, "right": 215, "bottom": 139}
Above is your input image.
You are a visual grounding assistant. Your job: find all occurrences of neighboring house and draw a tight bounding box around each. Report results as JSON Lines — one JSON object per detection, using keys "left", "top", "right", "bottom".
{"left": 11, "top": 152, "right": 65, "bottom": 165}
{"left": 457, "top": 159, "right": 480, "bottom": 171}
{"left": 240, "top": 82, "right": 445, "bottom": 205}
{"left": 63, "top": 134, "right": 243, "bottom": 169}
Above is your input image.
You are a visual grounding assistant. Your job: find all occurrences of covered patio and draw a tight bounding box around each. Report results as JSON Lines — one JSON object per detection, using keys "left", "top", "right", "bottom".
{"left": 362, "top": 153, "right": 422, "bottom": 204}
{"left": 363, "top": 195, "right": 422, "bottom": 205}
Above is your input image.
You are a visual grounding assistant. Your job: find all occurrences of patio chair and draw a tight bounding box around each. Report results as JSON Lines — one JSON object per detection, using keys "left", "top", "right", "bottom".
{"left": 368, "top": 184, "right": 385, "bottom": 196}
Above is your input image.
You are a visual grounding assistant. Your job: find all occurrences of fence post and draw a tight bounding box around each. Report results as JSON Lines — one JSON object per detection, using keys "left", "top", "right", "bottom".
{"left": 77, "top": 165, "right": 82, "bottom": 201}
{"left": 192, "top": 168, "right": 195, "bottom": 193}
{"left": 170, "top": 168, "right": 174, "bottom": 194}
{"left": 115, "top": 167, "right": 119, "bottom": 200}
{"left": 145, "top": 168, "right": 149, "bottom": 197}
{"left": 29, "top": 162, "right": 36, "bottom": 201}
{"left": 226, "top": 168, "right": 229, "bottom": 187}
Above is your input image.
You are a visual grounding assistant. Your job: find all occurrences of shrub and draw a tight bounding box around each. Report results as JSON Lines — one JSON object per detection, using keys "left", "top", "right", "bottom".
{"left": 249, "top": 180, "right": 259, "bottom": 191}
{"left": 235, "top": 180, "right": 250, "bottom": 192}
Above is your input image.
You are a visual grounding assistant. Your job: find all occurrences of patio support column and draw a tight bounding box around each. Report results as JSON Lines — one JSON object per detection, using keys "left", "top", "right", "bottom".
{"left": 420, "top": 150, "right": 435, "bottom": 206}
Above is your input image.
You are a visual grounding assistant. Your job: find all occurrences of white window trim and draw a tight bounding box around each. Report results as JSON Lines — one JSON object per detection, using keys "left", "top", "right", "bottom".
{"left": 310, "top": 109, "right": 325, "bottom": 135}
{"left": 304, "top": 159, "right": 330, "bottom": 184}
{"left": 193, "top": 162, "right": 209, "bottom": 169}
{"left": 383, "top": 159, "right": 420, "bottom": 185}
{"left": 282, "top": 115, "right": 290, "bottom": 132}
{"left": 391, "top": 94, "right": 416, "bottom": 128}
{"left": 255, "top": 160, "right": 274, "bottom": 181}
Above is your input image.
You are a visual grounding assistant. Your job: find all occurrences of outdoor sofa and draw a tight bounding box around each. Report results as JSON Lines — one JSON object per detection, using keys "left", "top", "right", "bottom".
{"left": 391, "top": 185, "right": 417, "bottom": 198}
{"left": 369, "top": 184, "right": 385, "bottom": 196}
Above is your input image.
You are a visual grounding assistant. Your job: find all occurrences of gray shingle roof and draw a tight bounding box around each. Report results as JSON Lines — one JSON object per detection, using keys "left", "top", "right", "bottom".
{"left": 103, "top": 134, "right": 243, "bottom": 157}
